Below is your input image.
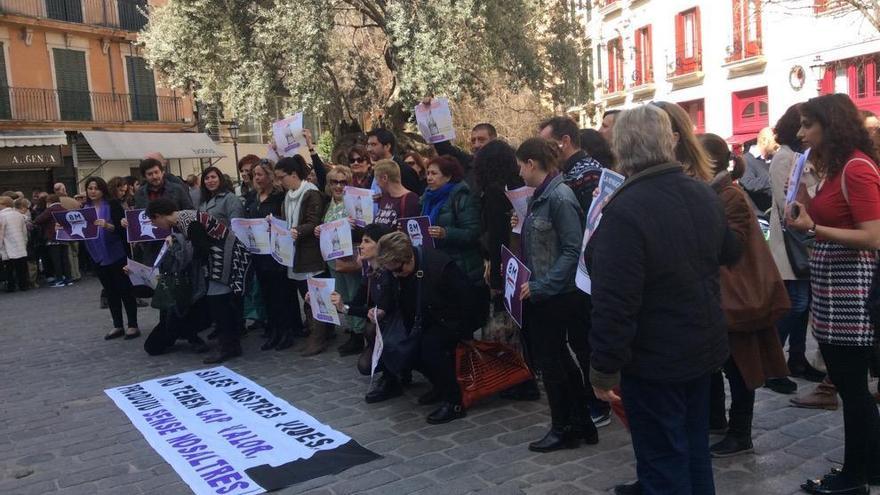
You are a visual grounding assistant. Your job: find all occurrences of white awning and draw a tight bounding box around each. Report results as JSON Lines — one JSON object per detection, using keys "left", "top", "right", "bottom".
{"left": 80, "top": 131, "right": 225, "bottom": 161}
{"left": 0, "top": 131, "right": 67, "bottom": 148}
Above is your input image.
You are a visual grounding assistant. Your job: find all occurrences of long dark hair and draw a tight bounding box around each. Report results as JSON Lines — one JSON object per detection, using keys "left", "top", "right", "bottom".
{"left": 84, "top": 176, "right": 111, "bottom": 203}
{"left": 698, "top": 133, "right": 746, "bottom": 180}
{"left": 579, "top": 128, "right": 615, "bottom": 168}
{"left": 774, "top": 103, "right": 803, "bottom": 151}
{"left": 199, "top": 166, "right": 233, "bottom": 202}
{"left": 473, "top": 140, "right": 522, "bottom": 193}
{"left": 515, "top": 138, "right": 561, "bottom": 171}
{"left": 801, "top": 94, "right": 880, "bottom": 177}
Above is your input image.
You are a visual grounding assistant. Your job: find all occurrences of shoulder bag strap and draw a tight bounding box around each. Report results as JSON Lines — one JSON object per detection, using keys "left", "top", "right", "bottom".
{"left": 414, "top": 246, "right": 425, "bottom": 329}
{"left": 841, "top": 157, "right": 880, "bottom": 205}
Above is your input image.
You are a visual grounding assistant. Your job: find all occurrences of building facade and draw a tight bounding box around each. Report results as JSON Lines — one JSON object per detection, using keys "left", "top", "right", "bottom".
{"left": 581, "top": 0, "right": 880, "bottom": 147}
{"left": 0, "top": 0, "right": 209, "bottom": 195}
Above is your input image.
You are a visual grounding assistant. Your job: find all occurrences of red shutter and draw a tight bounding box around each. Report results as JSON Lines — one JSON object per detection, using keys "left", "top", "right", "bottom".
{"left": 635, "top": 29, "right": 643, "bottom": 85}
{"left": 731, "top": 0, "right": 743, "bottom": 61}
{"left": 675, "top": 12, "right": 685, "bottom": 75}
{"left": 694, "top": 7, "right": 702, "bottom": 70}
{"left": 820, "top": 67, "right": 834, "bottom": 95}
{"left": 607, "top": 40, "right": 616, "bottom": 92}
{"left": 814, "top": 0, "right": 827, "bottom": 14}
{"left": 746, "top": 0, "right": 762, "bottom": 57}
{"left": 616, "top": 37, "right": 625, "bottom": 90}
{"left": 646, "top": 25, "right": 654, "bottom": 82}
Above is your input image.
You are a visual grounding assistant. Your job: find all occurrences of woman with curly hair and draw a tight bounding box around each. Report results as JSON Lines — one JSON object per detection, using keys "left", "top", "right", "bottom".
{"left": 786, "top": 94, "right": 880, "bottom": 495}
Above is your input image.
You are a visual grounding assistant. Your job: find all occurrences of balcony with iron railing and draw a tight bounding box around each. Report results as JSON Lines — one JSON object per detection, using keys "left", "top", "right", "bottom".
{"left": 0, "top": 87, "right": 184, "bottom": 124}
{"left": 0, "top": 0, "right": 148, "bottom": 32}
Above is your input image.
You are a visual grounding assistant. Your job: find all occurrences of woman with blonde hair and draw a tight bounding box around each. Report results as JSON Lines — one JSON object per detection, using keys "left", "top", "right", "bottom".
{"left": 652, "top": 101, "right": 714, "bottom": 182}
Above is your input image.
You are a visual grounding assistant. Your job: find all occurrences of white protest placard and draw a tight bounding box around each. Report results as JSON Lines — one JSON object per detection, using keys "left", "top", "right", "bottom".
{"left": 576, "top": 169, "right": 625, "bottom": 294}
{"left": 371, "top": 308, "right": 383, "bottom": 379}
{"left": 269, "top": 216, "right": 295, "bottom": 267}
{"left": 307, "top": 277, "right": 340, "bottom": 325}
{"left": 319, "top": 218, "right": 354, "bottom": 261}
{"left": 104, "top": 366, "right": 379, "bottom": 495}
{"left": 231, "top": 218, "right": 271, "bottom": 255}
{"left": 414, "top": 97, "right": 456, "bottom": 144}
{"left": 126, "top": 258, "right": 159, "bottom": 289}
{"left": 785, "top": 148, "right": 810, "bottom": 208}
{"left": 343, "top": 187, "right": 374, "bottom": 227}
{"left": 505, "top": 186, "right": 535, "bottom": 235}
{"left": 272, "top": 113, "right": 308, "bottom": 158}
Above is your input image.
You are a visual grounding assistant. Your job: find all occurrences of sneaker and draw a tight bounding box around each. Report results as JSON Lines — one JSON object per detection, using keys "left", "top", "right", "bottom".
{"left": 591, "top": 409, "right": 612, "bottom": 428}
{"left": 64, "top": 279, "right": 74, "bottom": 286}
{"left": 710, "top": 435, "right": 754, "bottom": 458}
{"left": 49, "top": 280, "right": 66, "bottom": 288}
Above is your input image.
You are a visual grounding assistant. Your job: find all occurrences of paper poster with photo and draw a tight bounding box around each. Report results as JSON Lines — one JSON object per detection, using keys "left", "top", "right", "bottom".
{"left": 504, "top": 186, "right": 535, "bottom": 235}
{"left": 308, "top": 277, "right": 340, "bottom": 325}
{"left": 785, "top": 148, "right": 811, "bottom": 207}
{"left": 414, "top": 97, "right": 456, "bottom": 144}
{"left": 126, "top": 209, "right": 171, "bottom": 243}
{"left": 371, "top": 309, "right": 384, "bottom": 379}
{"left": 576, "top": 169, "right": 626, "bottom": 294}
{"left": 53, "top": 207, "right": 99, "bottom": 241}
{"left": 126, "top": 258, "right": 159, "bottom": 289}
{"left": 399, "top": 216, "right": 434, "bottom": 249}
{"left": 231, "top": 218, "right": 271, "bottom": 255}
{"left": 501, "top": 246, "right": 531, "bottom": 328}
{"left": 343, "top": 186, "right": 374, "bottom": 227}
{"left": 271, "top": 112, "right": 308, "bottom": 158}
{"left": 319, "top": 218, "right": 354, "bottom": 261}
{"left": 269, "top": 216, "right": 295, "bottom": 267}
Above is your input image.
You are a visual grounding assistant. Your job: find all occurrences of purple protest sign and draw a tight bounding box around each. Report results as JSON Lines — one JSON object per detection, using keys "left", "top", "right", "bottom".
{"left": 501, "top": 245, "right": 531, "bottom": 328}
{"left": 399, "top": 216, "right": 434, "bottom": 249}
{"left": 126, "top": 208, "right": 171, "bottom": 243}
{"left": 52, "top": 207, "right": 99, "bottom": 241}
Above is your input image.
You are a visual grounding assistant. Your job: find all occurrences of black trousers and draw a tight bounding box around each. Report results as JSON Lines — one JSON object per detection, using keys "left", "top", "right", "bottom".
{"left": 208, "top": 292, "right": 240, "bottom": 352}
{"left": 3, "top": 258, "right": 28, "bottom": 291}
{"left": 821, "top": 343, "right": 880, "bottom": 483}
{"left": 418, "top": 327, "right": 462, "bottom": 405}
{"left": 47, "top": 244, "right": 70, "bottom": 280}
{"left": 256, "top": 269, "right": 295, "bottom": 335}
{"left": 565, "top": 293, "right": 610, "bottom": 415}
{"left": 95, "top": 260, "right": 138, "bottom": 329}
{"left": 144, "top": 300, "right": 210, "bottom": 356}
{"left": 523, "top": 291, "right": 590, "bottom": 429}
{"left": 709, "top": 357, "right": 755, "bottom": 437}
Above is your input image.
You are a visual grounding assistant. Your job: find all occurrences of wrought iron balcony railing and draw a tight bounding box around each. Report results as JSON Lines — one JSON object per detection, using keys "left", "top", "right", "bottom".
{"left": 0, "top": 0, "right": 148, "bottom": 31}
{"left": 0, "top": 87, "right": 184, "bottom": 123}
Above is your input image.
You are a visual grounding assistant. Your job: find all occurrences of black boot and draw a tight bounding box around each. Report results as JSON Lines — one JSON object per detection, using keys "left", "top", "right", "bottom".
{"left": 188, "top": 336, "right": 209, "bottom": 354}
{"left": 528, "top": 426, "right": 579, "bottom": 452}
{"left": 570, "top": 390, "right": 598, "bottom": 445}
{"left": 426, "top": 402, "right": 466, "bottom": 424}
{"left": 614, "top": 481, "right": 642, "bottom": 495}
{"left": 275, "top": 331, "right": 295, "bottom": 351}
{"left": 203, "top": 342, "right": 242, "bottom": 364}
{"left": 711, "top": 413, "right": 753, "bottom": 458}
{"left": 337, "top": 333, "right": 365, "bottom": 356}
{"left": 365, "top": 373, "right": 403, "bottom": 404}
{"left": 261, "top": 328, "right": 281, "bottom": 351}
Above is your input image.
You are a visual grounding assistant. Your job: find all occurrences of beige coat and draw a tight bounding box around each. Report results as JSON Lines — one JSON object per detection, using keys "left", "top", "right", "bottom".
{"left": 768, "top": 145, "right": 818, "bottom": 280}
{"left": 0, "top": 207, "right": 28, "bottom": 260}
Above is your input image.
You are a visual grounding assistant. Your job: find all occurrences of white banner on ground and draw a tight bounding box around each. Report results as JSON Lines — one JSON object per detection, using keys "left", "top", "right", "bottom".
{"left": 576, "top": 169, "right": 625, "bottom": 294}
{"left": 105, "top": 367, "right": 379, "bottom": 495}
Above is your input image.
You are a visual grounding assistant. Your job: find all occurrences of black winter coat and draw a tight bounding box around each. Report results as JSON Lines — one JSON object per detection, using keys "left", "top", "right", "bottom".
{"left": 585, "top": 163, "right": 741, "bottom": 388}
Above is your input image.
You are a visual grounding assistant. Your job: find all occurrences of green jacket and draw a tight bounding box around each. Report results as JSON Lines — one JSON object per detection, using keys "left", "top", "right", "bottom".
{"left": 427, "top": 181, "right": 484, "bottom": 284}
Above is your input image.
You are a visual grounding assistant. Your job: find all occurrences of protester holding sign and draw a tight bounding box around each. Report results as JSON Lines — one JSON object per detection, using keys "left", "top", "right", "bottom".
{"left": 315, "top": 165, "right": 366, "bottom": 356}
{"left": 347, "top": 145, "right": 374, "bottom": 190}
{"left": 785, "top": 95, "right": 880, "bottom": 495}
{"left": 375, "top": 231, "right": 472, "bottom": 424}
{"left": 276, "top": 156, "right": 328, "bottom": 354}
{"left": 373, "top": 160, "right": 420, "bottom": 228}
{"left": 33, "top": 195, "right": 72, "bottom": 287}
{"left": 82, "top": 177, "right": 140, "bottom": 340}
{"left": 244, "top": 159, "right": 296, "bottom": 351}
{"left": 514, "top": 137, "right": 597, "bottom": 452}
{"left": 147, "top": 199, "right": 253, "bottom": 364}
{"left": 197, "top": 166, "right": 243, "bottom": 227}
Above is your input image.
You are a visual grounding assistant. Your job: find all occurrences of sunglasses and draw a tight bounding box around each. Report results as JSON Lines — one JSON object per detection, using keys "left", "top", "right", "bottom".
{"left": 330, "top": 179, "right": 349, "bottom": 186}
{"left": 350, "top": 157, "right": 367, "bottom": 163}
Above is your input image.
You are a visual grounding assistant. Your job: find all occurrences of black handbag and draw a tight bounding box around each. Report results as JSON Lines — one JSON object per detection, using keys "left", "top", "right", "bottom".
{"left": 379, "top": 248, "right": 425, "bottom": 377}
{"left": 776, "top": 202, "right": 811, "bottom": 278}
{"left": 150, "top": 272, "right": 192, "bottom": 311}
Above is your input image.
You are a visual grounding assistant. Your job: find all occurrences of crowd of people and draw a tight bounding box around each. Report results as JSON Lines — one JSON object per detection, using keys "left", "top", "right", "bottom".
{"left": 2, "top": 93, "right": 880, "bottom": 495}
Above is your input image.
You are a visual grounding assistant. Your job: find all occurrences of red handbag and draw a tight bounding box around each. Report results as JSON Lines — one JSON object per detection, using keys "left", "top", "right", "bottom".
{"left": 456, "top": 340, "right": 533, "bottom": 409}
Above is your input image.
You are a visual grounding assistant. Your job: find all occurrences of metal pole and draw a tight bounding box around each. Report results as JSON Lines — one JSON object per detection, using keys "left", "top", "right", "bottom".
{"left": 232, "top": 140, "right": 240, "bottom": 183}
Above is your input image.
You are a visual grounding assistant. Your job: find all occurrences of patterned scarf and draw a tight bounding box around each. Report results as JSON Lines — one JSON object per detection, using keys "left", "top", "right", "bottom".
{"left": 176, "top": 209, "right": 252, "bottom": 296}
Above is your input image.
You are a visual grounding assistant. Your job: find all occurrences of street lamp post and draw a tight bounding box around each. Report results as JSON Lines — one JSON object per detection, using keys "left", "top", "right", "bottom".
{"left": 809, "top": 55, "right": 826, "bottom": 94}
{"left": 229, "top": 120, "right": 240, "bottom": 183}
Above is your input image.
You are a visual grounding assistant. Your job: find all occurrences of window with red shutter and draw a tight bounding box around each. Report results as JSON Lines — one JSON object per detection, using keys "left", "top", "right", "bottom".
{"left": 675, "top": 7, "right": 702, "bottom": 75}
{"left": 635, "top": 25, "right": 653, "bottom": 85}
{"left": 730, "top": 1, "right": 762, "bottom": 62}
{"left": 679, "top": 99, "right": 705, "bottom": 133}
{"left": 732, "top": 87, "right": 769, "bottom": 137}
{"left": 606, "top": 37, "right": 625, "bottom": 93}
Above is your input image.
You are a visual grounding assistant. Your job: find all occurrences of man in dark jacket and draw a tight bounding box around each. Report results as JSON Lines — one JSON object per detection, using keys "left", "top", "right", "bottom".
{"left": 366, "top": 129, "right": 424, "bottom": 195}
{"left": 539, "top": 116, "right": 604, "bottom": 213}
{"left": 739, "top": 127, "right": 777, "bottom": 215}
{"left": 433, "top": 122, "right": 497, "bottom": 189}
{"left": 134, "top": 157, "right": 193, "bottom": 266}
{"left": 586, "top": 106, "right": 741, "bottom": 495}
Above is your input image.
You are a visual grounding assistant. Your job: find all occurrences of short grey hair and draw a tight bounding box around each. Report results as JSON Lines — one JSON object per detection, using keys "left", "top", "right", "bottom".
{"left": 612, "top": 105, "right": 677, "bottom": 176}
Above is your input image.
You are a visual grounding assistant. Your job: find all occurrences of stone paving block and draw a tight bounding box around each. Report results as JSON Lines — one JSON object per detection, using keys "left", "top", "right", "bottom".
{"left": 413, "top": 474, "right": 490, "bottom": 495}
{"left": 479, "top": 460, "right": 544, "bottom": 485}
{"left": 361, "top": 474, "right": 436, "bottom": 494}
{"left": 325, "top": 468, "right": 399, "bottom": 494}
{"left": 387, "top": 452, "right": 452, "bottom": 478}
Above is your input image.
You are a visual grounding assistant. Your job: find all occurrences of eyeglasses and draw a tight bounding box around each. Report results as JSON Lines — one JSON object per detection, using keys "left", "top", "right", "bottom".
{"left": 350, "top": 157, "right": 367, "bottom": 164}
{"left": 330, "top": 179, "right": 349, "bottom": 186}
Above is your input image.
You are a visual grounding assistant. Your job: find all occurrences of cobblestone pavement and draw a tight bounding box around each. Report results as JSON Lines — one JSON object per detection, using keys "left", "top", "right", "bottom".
{"left": 0, "top": 277, "right": 874, "bottom": 494}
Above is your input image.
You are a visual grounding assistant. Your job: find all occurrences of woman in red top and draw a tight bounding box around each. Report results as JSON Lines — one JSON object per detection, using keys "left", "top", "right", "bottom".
{"left": 788, "top": 94, "right": 880, "bottom": 495}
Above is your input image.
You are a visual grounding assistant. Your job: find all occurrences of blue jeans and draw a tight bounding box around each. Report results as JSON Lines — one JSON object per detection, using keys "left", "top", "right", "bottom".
{"left": 621, "top": 373, "right": 715, "bottom": 495}
{"left": 776, "top": 279, "right": 810, "bottom": 360}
